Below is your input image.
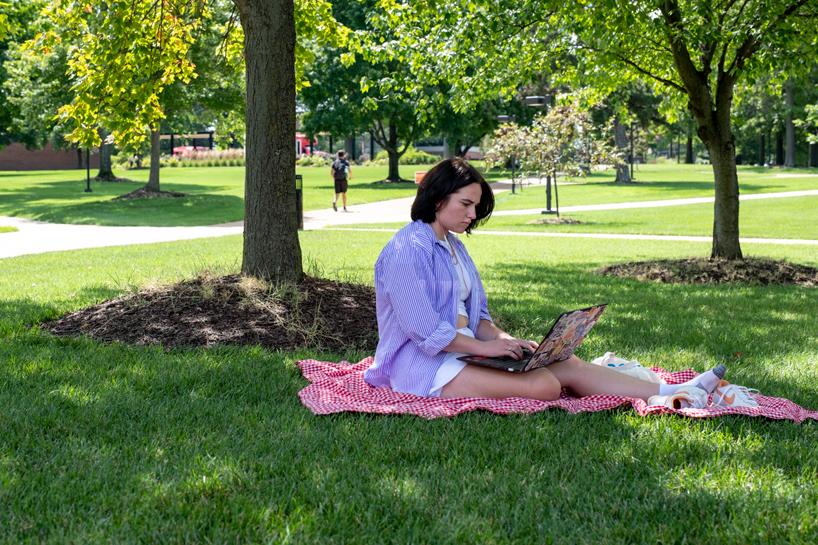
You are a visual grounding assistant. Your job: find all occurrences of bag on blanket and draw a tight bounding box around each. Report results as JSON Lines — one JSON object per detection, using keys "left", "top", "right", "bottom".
{"left": 591, "top": 352, "right": 663, "bottom": 384}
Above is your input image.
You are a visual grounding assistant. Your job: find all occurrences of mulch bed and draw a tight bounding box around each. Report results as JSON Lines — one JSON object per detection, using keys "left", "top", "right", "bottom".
{"left": 526, "top": 217, "right": 583, "bottom": 225}
{"left": 46, "top": 274, "right": 379, "bottom": 351}
{"left": 112, "top": 187, "right": 190, "bottom": 200}
{"left": 599, "top": 257, "right": 818, "bottom": 287}
{"left": 94, "top": 174, "right": 134, "bottom": 182}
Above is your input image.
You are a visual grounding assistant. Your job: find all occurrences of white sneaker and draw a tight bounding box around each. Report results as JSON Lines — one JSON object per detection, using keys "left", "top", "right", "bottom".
{"left": 712, "top": 380, "right": 759, "bottom": 408}
{"left": 648, "top": 386, "right": 708, "bottom": 409}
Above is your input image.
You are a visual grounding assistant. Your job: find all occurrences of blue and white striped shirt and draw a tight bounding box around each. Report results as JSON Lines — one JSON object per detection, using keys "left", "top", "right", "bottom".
{"left": 364, "top": 220, "right": 492, "bottom": 397}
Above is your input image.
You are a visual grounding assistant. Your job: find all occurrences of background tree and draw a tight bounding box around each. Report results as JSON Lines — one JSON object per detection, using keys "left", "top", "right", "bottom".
{"left": 591, "top": 83, "right": 664, "bottom": 182}
{"left": 486, "top": 101, "right": 618, "bottom": 216}
{"left": 32, "top": 0, "right": 345, "bottom": 282}
{"left": 433, "top": 93, "right": 538, "bottom": 158}
{"left": 0, "top": 0, "right": 48, "bottom": 150}
{"left": 367, "top": 0, "right": 818, "bottom": 260}
{"left": 299, "top": 0, "right": 432, "bottom": 182}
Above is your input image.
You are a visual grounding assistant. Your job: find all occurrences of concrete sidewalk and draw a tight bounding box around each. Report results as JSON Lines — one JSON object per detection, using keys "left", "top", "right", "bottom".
{"left": 491, "top": 189, "right": 818, "bottom": 216}
{"left": 1, "top": 184, "right": 816, "bottom": 259}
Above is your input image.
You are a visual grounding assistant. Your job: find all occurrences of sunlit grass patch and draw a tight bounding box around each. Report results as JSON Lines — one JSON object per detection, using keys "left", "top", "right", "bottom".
{"left": 0, "top": 229, "right": 816, "bottom": 541}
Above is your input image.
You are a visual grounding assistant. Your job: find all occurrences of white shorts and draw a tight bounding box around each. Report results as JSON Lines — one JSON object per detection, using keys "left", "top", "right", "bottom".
{"left": 428, "top": 327, "right": 473, "bottom": 398}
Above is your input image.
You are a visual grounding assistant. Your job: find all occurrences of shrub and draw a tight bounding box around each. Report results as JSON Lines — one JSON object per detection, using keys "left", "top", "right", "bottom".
{"left": 296, "top": 155, "right": 330, "bottom": 167}
{"left": 113, "top": 154, "right": 131, "bottom": 168}
{"left": 374, "top": 146, "right": 440, "bottom": 165}
{"left": 166, "top": 157, "right": 180, "bottom": 168}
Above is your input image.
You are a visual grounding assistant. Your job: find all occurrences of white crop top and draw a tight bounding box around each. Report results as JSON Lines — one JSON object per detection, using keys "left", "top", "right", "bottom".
{"left": 441, "top": 235, "right": 471, "bottom": 317}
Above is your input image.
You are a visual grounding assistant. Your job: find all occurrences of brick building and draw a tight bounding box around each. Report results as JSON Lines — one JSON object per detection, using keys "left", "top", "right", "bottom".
{"left": 0, "top": 142, "right": 99, "bottom": 171}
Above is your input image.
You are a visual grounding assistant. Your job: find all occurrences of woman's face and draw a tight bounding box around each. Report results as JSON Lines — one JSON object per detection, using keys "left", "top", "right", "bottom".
{"left": 436, "top": 182, "right": 483, "bottom": 234}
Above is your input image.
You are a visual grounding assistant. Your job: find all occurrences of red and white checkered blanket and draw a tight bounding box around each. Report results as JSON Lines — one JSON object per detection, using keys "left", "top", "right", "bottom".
{"left": 296, "top": 358, "right": 818, "bottom": 423}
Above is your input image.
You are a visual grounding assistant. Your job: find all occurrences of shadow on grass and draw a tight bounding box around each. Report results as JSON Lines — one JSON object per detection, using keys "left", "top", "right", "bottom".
{"left": 1, "top": 327, "right": 816, "bottom": 541}
{"left": 0, "top": 178, "right": 244, "bottom": 226}
{"left": 0, "top": 284, "right": 124, "bottom": 329}
{"left": 482, "top": 262, "right": 818, "bottom": 401}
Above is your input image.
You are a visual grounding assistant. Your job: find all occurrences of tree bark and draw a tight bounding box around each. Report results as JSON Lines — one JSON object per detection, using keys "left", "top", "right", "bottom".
{"left": 785, "top": 82, "right": 795, "bottom": 167}
{"left": 235, "top": 0, "right": 302, "bottom": 282}
{"left": 707, "top": 136, "right": 742, "bottom": 259}
{"left": 691, "top": 100, "right": 742, "bottom": 259}
{"left": 613, "top": 116, "right": 630, "bottom": 181}
{"left": 775, "top": 131, "right": 784, "bottom": 166}
{"left": 95, "top": 127, "right": 116, "bottom": 180}
{"left": 344, "top": 136, "right": 356, "bottom": 161}
{"left": 685, "top": 134, "right": 694, "bottom": 164}
{"left": 386, "top": 123, "right": 403, "bottom": 181}
{"left": 758, "top": 134, "right": 765, "bottom": 166}
{"left": 145, "top": 129, "right": 161, "bottom": 191}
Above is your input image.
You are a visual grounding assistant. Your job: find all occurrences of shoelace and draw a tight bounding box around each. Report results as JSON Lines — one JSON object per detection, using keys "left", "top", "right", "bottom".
{"left": 714, "top": 384, "right": 759, "bottom": 405}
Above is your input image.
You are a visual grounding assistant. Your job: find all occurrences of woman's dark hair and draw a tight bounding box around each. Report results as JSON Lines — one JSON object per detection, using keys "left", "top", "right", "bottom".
{"left": 410, "top": 158, "right": 494, "bottom": 234}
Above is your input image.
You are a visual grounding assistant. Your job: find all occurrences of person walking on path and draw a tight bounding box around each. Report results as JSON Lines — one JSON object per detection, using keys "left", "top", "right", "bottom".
{"left": 331, "top": 151, "right": 352, "bottom": 212}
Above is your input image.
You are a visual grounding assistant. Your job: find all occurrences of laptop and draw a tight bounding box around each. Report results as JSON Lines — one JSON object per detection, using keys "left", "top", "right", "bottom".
{"left": 457, "top": 304, "right": 607, "bottom": 372}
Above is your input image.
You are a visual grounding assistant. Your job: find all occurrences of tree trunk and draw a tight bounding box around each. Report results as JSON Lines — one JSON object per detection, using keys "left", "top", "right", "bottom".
{"left": 685, "top": 134, "right": 694, "bottom": 164}
{"left": 145, "top": 129, "right": 161, "bottom": 191}
{"left": 679, "top": 63, "right": 742, "bottom": 259}
{"left": 785, "top": 82, "right": 795, "bottom": 167}
{"left": 386, "top": 123, "right": 402, "bottom": 181}
{"left": 344, "top": 136, "right": 356, "bottom": 161}
{"left": 758, "top": 134, "right": 765, "bottom": 166}
{"left": 690, "top": 95, "right": 742, "bottom": 259}
{"left": 775, "top": 131, "right": 784, "bottom": 166}
{"left": 613, "top": 116, "right": 630, "bottom": 181}
{"left": 706, "top": 137, "right": 742, "bottom": 259}
{"left": 810, "top": 143, "right": 817, "bottom": 168}
{"left": 454, "top": 139, "right": 465, "bottom": 157}
{"left": 95, "top": 127, "right": 116, "bottom": 180}
{"left": 77, "top": 148, "right": 83, "bottom": 169}
{"left": 387, "top": 149, "right": 401, "bottom": 181}
{"left": 235, "top": 0, "right": 302, "bottom": 282}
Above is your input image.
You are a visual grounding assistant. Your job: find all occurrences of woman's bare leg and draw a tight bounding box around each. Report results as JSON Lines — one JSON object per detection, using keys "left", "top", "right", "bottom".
{"left": 546, "top": 355, "right": 660, "bottom": 401}
{"left": 440, "top": 364, "right": 562, "bottom": 401}
{"left": 440, "top": 355, "right": 661, "bottom": 401}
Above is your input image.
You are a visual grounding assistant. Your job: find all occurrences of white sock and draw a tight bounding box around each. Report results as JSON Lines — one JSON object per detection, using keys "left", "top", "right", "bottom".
{"left": 658, "top": 365, "right": 726, "bottom": 396}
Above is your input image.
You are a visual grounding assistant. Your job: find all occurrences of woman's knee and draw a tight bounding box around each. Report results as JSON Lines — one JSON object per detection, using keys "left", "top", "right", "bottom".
{"left": 527, "top": 370, "right": 561, "bottom": 401}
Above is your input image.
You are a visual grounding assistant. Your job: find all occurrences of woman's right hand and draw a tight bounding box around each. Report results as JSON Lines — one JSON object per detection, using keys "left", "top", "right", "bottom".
{"left": 480, "top": 339, "right": 526, "bottom": 360}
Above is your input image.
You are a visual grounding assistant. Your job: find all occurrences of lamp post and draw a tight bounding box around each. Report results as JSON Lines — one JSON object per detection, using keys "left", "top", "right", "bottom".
{"left": 525, "top": 95, "right": 556, "bottom": 215}
{"left": 496, "top": 114, "right": 517, "bottom": 194}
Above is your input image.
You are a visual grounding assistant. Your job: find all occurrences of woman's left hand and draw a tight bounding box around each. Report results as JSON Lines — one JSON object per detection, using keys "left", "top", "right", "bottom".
{"left": 498, "top": 334, "right": 538, "bottom": 353}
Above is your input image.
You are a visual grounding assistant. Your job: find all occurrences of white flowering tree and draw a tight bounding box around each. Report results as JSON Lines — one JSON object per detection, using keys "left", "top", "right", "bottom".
{"left": 485, "top": 103, "right": 619, "bottom": 217}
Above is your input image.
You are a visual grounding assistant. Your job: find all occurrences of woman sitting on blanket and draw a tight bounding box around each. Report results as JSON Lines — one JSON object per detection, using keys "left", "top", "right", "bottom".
{"left": 364, "top": 158, "right": 757, "bottom": 409}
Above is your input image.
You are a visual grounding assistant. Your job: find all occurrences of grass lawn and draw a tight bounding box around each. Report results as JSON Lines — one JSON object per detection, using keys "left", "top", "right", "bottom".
{"left": 337, "top": 193, "right": 818, "bottom": 240}
{"left": 0, "top": 165, "right": 428, "bottom": 227}
{"left": 491, "top": 163, "right": 818, "bottom": 212}
{"left": 0, "top": 225, "right": 18, "bottom": 233}
{"left": 2, "top": 163, "right": 815, "bottom": 228}
{"left": 1, "top": 231, "right": 817, "bottom": 542}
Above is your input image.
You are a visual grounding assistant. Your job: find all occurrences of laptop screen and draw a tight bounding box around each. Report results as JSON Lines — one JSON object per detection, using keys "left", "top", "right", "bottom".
{"left": 523, "top": 304, "right": 607, "bottom": 371}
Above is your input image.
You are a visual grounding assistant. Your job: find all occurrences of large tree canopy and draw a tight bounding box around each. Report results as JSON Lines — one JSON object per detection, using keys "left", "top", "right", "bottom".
{"left": 0, "top": 0, "right": 48, "bottom": 150}
{"left": 367, "top": 0, "right": 818, "bottom": 259}
{"left": 30, "top": 0, "right": 346, "bottom": 281}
